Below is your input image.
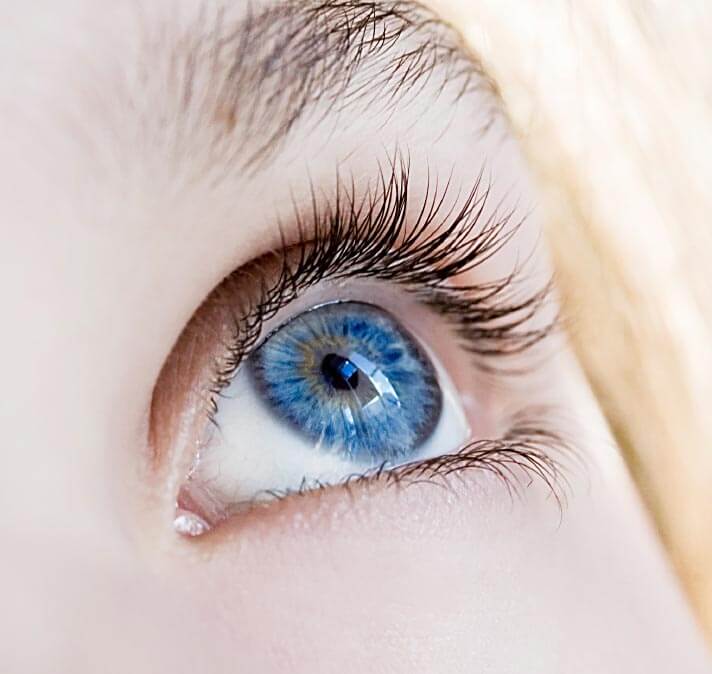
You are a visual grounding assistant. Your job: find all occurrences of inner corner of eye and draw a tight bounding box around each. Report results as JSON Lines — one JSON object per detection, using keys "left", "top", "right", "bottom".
{"left": 170, "top": 299, "right": 472, "bottom": 537}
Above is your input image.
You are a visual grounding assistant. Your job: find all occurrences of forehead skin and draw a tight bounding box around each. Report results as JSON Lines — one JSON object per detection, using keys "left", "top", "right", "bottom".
{"left": 0, "top": 2, "right": 710, "bottom": 673}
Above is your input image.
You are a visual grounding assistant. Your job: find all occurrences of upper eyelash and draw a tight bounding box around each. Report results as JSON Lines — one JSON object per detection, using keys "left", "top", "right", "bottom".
{"left": 175, "top": 155, "right": 572, "bottom": 518}
{"left": 210, "top": 154, "right": 555, "bottom": 409}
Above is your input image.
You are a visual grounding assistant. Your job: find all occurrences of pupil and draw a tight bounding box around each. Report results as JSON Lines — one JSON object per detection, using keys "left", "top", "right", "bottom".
{"left": 321, "top": 353, "right": 360, "bottom": 391}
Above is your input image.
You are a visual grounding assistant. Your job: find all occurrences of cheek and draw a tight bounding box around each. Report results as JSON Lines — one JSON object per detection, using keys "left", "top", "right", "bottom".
{"left": 145, "top": 417, "right": 693, "bottom": 674}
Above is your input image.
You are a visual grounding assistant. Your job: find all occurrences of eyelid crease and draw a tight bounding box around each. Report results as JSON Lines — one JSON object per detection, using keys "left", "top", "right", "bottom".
{"left": 207, "top": 152, "right": 557, "bottom": 422}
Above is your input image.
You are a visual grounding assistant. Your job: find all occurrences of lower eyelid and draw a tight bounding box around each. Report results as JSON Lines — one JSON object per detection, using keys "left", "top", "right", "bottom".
{"left": 174, "top": 415, "right": 573, "bottom": 544}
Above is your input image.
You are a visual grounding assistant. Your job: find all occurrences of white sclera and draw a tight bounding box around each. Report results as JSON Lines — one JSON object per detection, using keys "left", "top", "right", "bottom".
{"left": 175, "top": 334, "right": 470, "bottom": 531}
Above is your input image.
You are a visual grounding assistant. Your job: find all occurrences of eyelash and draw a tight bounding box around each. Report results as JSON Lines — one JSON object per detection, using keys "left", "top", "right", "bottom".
{"left": 244, "top": 414, "right": 572, "bottom": 516}
{"left": 199, "top": 155, "right": 569, "bottom": 510}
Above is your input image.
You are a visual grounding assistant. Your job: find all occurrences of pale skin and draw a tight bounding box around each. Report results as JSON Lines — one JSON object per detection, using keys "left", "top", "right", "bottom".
{"left": 0, "top": 2, "right": 710, "bottom": 673}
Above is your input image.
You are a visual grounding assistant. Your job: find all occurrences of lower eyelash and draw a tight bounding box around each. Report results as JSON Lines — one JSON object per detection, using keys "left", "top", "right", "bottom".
{"left": 384, "top": 420, "right": 574, "bottom": 513}
{"left": 217, "top": 409, "right": 575, "bottom": 517}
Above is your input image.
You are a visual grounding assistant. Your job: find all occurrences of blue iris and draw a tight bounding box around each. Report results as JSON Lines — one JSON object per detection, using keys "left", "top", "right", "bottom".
{"left": 249, "top": 301, "right": 442, "bottom": 464}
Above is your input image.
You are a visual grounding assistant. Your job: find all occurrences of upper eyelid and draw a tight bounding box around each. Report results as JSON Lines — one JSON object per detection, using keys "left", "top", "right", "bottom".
{"left": 207, "top": 157, "right": 554, "bottom": 404}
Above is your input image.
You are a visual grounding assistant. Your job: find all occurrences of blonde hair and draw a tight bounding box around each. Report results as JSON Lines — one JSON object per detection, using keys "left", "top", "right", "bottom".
{"left": 437, "top": 0, "right": 712, "bottom": 639}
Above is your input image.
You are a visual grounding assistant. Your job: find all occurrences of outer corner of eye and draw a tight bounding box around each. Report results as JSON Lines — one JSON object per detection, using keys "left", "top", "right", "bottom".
{"left": 151, "top": 289, "right": 474, "bottom": 539}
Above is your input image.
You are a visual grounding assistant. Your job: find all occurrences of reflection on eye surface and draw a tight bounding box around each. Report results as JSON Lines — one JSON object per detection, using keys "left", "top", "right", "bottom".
{"left": 251, "top": 301, "right": 444, "bottom": 463}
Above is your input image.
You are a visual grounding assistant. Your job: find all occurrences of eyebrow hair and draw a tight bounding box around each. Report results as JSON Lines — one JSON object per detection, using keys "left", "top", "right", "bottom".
{"left": 143, "top": 0, "right": 498, "bottom": 174}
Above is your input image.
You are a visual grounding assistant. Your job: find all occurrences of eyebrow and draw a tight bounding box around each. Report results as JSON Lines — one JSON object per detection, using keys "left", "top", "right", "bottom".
{"left": 143, "top": 0, "right": 498, "bottom": 173}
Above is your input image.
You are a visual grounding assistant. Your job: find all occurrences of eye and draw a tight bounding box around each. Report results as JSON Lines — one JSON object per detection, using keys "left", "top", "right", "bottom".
{"left": 152, "top": 162, "right": 563, "bottom": 538}
{"left": 172, "top": 293, "right": 471, "bottom": 536}
{"left": 250, "top": 301, "right": 458, "bottom": 464}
